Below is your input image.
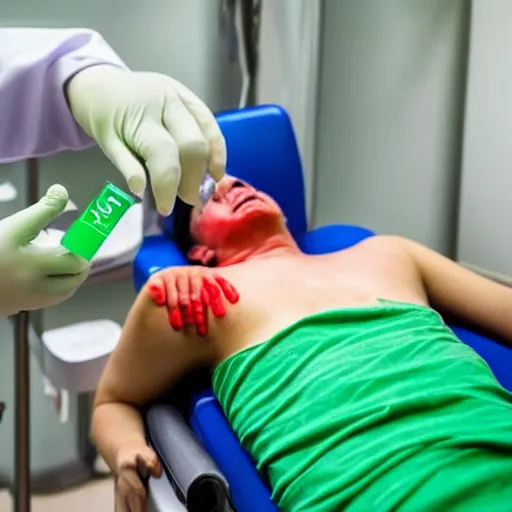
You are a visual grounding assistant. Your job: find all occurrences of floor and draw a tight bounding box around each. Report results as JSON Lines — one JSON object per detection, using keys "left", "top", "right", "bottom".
{"left": 0, "top": 478, "right": 114, "bottom": 511}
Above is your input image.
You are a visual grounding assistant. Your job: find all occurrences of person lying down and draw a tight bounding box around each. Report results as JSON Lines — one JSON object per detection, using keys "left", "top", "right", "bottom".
{"left": 93, "top": 176, "right": 512, "bottom": 512}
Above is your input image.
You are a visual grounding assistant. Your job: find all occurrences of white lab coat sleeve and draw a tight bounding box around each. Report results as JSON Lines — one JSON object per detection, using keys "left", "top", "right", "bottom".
{"left": 0, "top": 28, "right": 128, "bottom": 164}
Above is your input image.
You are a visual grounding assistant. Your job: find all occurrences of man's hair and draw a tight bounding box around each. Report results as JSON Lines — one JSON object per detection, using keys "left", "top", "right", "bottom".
{"left": 171, "top": 197, "right": 194, "bottom": 256}
{"left": 170, "top": 198, "right": 217, "bottom": 266}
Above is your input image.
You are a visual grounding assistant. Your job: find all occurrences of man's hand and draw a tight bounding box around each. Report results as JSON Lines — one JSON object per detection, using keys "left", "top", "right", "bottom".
{"left": 147, "top": 268, "right": 239, "bottom": 336}
{"left": 115, "top": 441, "right": 162, "bottom": 512}
{"left": 66, "top": 65, "right": 226, "bottom": 216}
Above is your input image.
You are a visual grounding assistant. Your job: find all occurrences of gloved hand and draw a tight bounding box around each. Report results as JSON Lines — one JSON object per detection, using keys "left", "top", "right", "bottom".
{"left": 66, "top": 65, "right": 227, "bottom": 216}
{"left": 147, "top": 268, "right": 239, "bottom": 336}
{"left": 0, "top": 184, "right": 89, "bottom": 316}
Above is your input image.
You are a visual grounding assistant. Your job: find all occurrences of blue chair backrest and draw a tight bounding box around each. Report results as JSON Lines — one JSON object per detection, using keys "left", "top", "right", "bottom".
{"left": 160, "top": 105, "right": 308, "bottom": 240}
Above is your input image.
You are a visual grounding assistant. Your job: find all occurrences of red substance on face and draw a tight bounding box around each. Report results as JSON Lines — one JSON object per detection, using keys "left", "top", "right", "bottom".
{"left": 189, "top": 177, "right": 285, "bottom": 266}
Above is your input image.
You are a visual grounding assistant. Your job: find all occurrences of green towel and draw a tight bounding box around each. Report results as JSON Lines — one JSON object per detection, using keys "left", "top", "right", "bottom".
{"left": 213, "top": 300, "right": 512, "bottom": 511}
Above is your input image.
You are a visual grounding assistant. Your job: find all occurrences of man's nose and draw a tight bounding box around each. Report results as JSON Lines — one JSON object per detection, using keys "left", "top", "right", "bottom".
{"left": 216, "top": 177, "right": 244, "bottom": 197}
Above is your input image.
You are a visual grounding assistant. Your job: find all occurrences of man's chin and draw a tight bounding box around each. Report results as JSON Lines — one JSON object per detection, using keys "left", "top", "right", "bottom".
{"left": 231, "top": 208, "right": 283, "bottom": 236}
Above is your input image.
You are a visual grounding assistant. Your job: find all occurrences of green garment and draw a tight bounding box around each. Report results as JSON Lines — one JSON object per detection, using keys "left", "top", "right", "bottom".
{"left": 213, "top": 300, "right": 512, "bottom": 511}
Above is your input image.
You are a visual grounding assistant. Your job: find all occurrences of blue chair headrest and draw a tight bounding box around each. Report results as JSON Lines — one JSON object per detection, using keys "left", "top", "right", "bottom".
{"left": 160, "top": 105, "right": 308, "bottom": 240}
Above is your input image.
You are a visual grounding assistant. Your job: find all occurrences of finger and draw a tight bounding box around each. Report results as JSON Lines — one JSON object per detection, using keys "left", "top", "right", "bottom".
{"left": 172, "top": 79, "right": 227, "bottom": 182}
{"left": 127, "top": 488, "right": 143, "bottom": 512}
{"left": 147, "top": 277, "right": 167, "bottom": 306}
{"left": 168, "top": 308, "right": 183, "bottom": 331}
{"left": 176, "top": 274, "right": 194, "bottom": 326}
{"left": 126, "top": 491, "right": 138, "bottom": 512}
{"left": 135, "top": 458, "right": 150, "bottom": 482}
{"left": 114, "top": 489, "right": 127, "bottom": 512}
{"left": 203, "top": 277, "right": 226, "bottom": 318}
{"left": 200, "top": 285, "right": 210, "bottom": 307}
{"left": 125, "top": 471, "right": 147, "bottom": 512}
{"left": 162, "top": 97, "right": 209, "bottom": 206}
{"left": 34, "top": 272, "right": 89, "bottom": 300}
{"left": 101, "top": 137, "right": 147, "bottom": 199}
{"left": 214, "top": 275, "right": 240, "bottom": 304}
{"left": 162, "top": 273, "right": 179, "bottom": 311}
{"left": 6, "top": 184, "right": 69, "bottom": 245}
{"left": 190, "top": 274, "right": 206, "bottom": 336}
{"left": 136, "top": 452, "right": 162, "bottom": 479}
{"left": 199, "top": 287, "right": 210, "bottom": 336}
{"left": 24, "top": 246, "right": 90, "bottom": 277}
{"left": 137, "top": 123, "right": 181, "bottom": 217}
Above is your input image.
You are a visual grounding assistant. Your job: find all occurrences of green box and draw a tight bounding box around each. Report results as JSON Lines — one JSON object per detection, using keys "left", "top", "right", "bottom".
{"left": 61, "top": 182, "right": 136, "bottom": 261}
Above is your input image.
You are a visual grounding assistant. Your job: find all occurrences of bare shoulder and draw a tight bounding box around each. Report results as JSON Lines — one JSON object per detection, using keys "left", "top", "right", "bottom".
{"left": 344, "top": 235, "right": 419, "bottom": 269}
{"left": 332, "top": 235, "right": 429, "bottom": 302}
{"left": 95, "top": 284, "right": 216, "bottom": 407}
{"left": 354, "top": 234, "right": 413, "bottom": 255}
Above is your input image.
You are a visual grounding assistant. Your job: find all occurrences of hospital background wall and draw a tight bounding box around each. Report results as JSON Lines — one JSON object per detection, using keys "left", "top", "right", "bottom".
{"left": 257, "top": 0, "right": 473, "bottom": 259}
{"left": 0, "top": 0, "right": 241, "bottom": 489}
{"left": 309, "top": 0, "right": 511, "bottom": 278}
{"left": 457, "top": 0, "right": 512, "bottom": 283}
{"left": 313, "top": 0, "right": 470, "bottom": 257}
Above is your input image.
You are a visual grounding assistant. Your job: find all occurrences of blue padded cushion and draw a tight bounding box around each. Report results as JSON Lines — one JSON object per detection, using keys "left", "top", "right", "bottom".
{"left": 190, "top": 395, "right": 278, "bottom": 512}
{"left": 133, "top": 234, "right": 187, "bottom": 291}
{"left": 450, "top": 326, "right": 512, "bottom": 391}
{"left": 297, "top": 224, "right": 375, "bottom": 254}
{"left": 160, "top": 105, "right": 307, "bottom": 239}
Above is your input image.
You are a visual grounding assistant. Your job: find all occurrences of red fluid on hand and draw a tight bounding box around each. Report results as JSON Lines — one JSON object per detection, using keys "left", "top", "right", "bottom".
{"left": 168, "top": 308, "right": 183, "bottom": 330}
{"left": 148, "top": 271, "right": 240, "bottom": 336}
{"left": 148, "top": 282, "right": 166, "bottom": 306}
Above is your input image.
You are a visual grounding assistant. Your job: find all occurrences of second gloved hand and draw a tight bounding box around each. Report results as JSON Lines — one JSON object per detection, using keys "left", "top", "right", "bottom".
{"left": 66, "top": 65, "right": 227, "bottom": 216}
{"left": 0, "top": 184, "right": 89, "bottom": 316}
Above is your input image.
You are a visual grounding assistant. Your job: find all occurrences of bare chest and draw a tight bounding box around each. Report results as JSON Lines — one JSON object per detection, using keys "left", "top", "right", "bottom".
{"left": 208, "top": 243, "right": 427, "bottom": 364}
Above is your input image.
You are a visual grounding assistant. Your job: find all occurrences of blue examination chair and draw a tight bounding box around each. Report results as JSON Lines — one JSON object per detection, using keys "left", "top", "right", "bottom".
{"left": 133, "top": 105, "right": 512, "bottom": 512}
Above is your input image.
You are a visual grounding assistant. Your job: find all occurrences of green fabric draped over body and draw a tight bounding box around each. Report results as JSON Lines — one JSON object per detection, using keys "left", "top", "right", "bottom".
{"left": 213, "top": 300, "right": 512, "bottom": 511}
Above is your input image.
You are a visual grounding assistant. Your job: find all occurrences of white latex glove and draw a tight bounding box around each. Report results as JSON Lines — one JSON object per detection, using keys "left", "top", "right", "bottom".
{"left": 0, "top": 184, "right": 89, "bottom": 316}
{"left": 66, "top": 65, "right": 227, "bottom": 215}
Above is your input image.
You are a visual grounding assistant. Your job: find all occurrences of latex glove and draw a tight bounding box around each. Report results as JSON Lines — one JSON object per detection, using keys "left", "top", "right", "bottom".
{"left": 66, "top": 65, "right": 227, "bottom": 216}
{"left": 115, "top": 441, "right": 161, "bottom": 512}
{"left": 147, "top": 268, "right": 239, "bottom": 336}
{"left": 0, "top": 184, "right": 89, "bottom": 316}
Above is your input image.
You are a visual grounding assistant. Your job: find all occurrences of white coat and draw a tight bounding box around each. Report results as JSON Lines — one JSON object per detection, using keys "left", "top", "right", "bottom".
{"left": 0, "top": 27, "right": 127, "bottom": 163}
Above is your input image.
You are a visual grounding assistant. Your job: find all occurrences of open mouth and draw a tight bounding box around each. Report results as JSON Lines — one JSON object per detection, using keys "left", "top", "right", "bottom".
{"left": 233, "top": 194, "right": 260, "bottom": 212}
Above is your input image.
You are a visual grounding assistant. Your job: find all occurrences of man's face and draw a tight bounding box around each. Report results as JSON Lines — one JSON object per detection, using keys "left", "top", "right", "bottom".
{"left": 189, "top": 176, "right": 284, "bottom": 251}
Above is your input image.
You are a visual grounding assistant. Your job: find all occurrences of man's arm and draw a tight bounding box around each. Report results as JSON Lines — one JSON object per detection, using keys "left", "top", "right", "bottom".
{"left": 92, "top": 284, "right": 214, "bottom": 473}
{"left": 393, "top": 236, "right": 512, "bottom": 346}
{"left": 0, "top": 28, "right": 127, "bottom": 163}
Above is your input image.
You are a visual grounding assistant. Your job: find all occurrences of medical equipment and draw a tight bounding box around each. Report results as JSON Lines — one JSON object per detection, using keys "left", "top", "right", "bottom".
{"left": 13, "top": 159, "right": 40, "bottom": 512}
{"left": 40, "top": 319, "right": 122, "bottom": 393}
{"left": 198, "top": 173, "right": 216, "bottom": 211}
{"left": 133, "top": 105, "right": 512, "bottom": 511}
{"left": 61, "top": 182, "right": 136, "bottom": 261}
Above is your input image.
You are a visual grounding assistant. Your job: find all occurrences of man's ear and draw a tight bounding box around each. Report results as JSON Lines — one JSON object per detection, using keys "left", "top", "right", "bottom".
{"left": 187, "top": 245, "right": 216, "bottom": 266}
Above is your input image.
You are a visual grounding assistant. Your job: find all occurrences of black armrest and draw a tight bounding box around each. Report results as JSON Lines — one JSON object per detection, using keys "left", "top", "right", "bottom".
{"left": 146, "top": 404, "right": 234, "bottom": 512}
{"left": 146, "top": 471, "right": 187, "bottom": 512}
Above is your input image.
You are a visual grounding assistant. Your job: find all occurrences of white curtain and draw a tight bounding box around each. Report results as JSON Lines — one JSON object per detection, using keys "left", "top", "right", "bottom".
{"left": 256, "top": 0, "right": 322, "bottom": 222}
